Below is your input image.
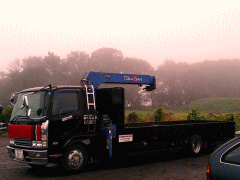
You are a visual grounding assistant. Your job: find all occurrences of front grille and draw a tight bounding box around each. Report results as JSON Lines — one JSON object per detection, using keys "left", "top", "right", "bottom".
{"left": 14, "top": 138, "right": 31, "bottom": 147}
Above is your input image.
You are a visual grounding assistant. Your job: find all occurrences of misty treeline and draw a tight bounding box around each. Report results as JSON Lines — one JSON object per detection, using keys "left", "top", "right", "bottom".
{"left": 0, "top": 47, "right": 239, "bottom": 109}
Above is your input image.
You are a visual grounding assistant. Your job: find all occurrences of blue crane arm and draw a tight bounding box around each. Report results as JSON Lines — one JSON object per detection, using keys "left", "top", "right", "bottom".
{"left": 81, "top": 71, "right": 156, "bottom": 91}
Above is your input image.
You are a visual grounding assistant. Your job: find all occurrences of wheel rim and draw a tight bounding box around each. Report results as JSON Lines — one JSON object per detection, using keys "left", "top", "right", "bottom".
{"left": 192, "top": 139, "right": 201, "bottom": 153}
{"left": 67, "top": 149, "right": 83, "bottom": 169}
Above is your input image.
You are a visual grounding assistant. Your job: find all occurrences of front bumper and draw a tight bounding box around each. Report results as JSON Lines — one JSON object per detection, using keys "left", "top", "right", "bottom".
{"left": 6, "top": 146, "right": 48, "bottom": 165}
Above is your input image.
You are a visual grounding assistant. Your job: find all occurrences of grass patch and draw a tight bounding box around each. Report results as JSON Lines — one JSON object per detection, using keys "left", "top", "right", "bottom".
{"left": 181, "top": 98, "right": 240, "bottom": 113}
{"left": 124, "top": 97, "right": 240, "bottom": 130}
{"left": 0, "top": 130, "right": 8, "bottom": 137}
{"left": 125, "top": 107, "right": 240, "bottom": 131}
{"left": 125, "top": 108, "right": 185, "bottom": 123}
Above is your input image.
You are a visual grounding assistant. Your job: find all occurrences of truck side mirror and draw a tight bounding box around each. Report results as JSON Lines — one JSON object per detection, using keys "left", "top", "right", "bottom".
{"left": 21, "top": 95, "right": 31, "bottom": 118}
{"left": 27, "top": 108, "right": 31, "bottom": 118}
{"left": 10, "top": 93, "right": 16, "bottom": 105}
{"left": 21, "top": 95, "right": 29, "bottom": 109}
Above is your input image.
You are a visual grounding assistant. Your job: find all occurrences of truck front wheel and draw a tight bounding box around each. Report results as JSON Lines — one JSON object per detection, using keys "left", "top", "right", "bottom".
{"left": 62, "top": 145, "right": 88, "bottom": 171}
{"left": 188, "top": 135, "right": 203, "bottom": 156}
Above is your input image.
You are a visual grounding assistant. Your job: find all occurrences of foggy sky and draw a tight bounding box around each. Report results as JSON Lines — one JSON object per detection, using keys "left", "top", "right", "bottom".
{"left": 1, "top": 0, "right": 240, "bottom": 73}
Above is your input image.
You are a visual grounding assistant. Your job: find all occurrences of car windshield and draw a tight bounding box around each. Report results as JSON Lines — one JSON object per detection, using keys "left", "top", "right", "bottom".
{"left": 10, "top": 91, "right": 51, "bottom": 122}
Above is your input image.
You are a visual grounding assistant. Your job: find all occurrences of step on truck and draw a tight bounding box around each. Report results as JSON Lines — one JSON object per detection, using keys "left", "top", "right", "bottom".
{"left": 6, "top": 71, "right": 235, "bottom": 171}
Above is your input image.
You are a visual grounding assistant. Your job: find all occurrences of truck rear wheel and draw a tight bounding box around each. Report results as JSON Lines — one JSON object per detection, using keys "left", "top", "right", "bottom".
{"left": 188, "top": 135, "right": 203, "bottom": 156}
{"left": 62, "top": 145, "right": 88, "bottom": 171}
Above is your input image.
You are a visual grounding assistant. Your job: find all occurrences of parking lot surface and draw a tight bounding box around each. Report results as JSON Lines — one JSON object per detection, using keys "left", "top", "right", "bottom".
{"left": 0, "top": 136, "right": 210, "bottom": 180}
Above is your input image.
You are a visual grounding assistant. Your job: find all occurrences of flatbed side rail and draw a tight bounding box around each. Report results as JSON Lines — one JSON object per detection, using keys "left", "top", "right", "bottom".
{"left": 124, "top": 120, "right": 235, "bottom": 128}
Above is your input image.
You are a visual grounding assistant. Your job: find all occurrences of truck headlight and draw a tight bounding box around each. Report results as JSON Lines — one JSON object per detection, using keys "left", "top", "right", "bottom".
{"left": 10, "top": 139, "right": 15, "bottom": 145}
{"left": 32, "top": 141, "right": 43, "bottom": 147}
{"left": 36, "top": 141, "right": 43, "bottom": 147}
{"left": 32, "top": 141, "right": 36, "bottom": 147}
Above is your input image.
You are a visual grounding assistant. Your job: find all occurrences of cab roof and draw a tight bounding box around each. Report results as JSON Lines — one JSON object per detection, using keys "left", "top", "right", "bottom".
{"left": 19, "top": 85, "right": 83, "bottom": 93}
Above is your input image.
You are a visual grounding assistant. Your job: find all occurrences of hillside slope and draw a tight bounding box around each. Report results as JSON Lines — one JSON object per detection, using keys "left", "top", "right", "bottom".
{"left": 181, "top": 98, "right": 240, "bottom": 112}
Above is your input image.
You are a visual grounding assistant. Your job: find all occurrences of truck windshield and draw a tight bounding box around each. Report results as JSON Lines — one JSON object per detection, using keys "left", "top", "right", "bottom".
{"left": 10, "top": 91, "right": 51, "bottom": 122}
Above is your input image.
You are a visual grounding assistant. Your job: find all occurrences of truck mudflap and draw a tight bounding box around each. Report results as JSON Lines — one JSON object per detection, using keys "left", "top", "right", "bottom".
{"left": 6, "top": 146, "right": 48, "bottom": 165}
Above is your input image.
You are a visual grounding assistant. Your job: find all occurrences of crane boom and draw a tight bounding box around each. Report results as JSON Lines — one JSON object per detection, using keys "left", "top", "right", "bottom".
{"left": 81, "top": 71, "right": 156, "bottom": 91}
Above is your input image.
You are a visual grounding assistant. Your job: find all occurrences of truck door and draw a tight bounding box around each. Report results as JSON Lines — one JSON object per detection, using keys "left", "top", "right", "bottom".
{"left": 48, "top": 89, "right": 83, "bottom": 154}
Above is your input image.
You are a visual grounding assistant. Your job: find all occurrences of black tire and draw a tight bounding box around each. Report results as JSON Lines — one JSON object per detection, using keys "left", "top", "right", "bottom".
{"left": 62, "top": 145, "right": 88, "bottom": 171}
{"left": 188, "top": 135, "right": 203, "bottom": 156}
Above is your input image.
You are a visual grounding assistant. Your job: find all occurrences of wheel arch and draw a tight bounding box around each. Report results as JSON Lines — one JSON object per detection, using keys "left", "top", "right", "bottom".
{"left": 63, "top": 137, "right": 90, "bottom": 151}
{"left": 61, "top": 142, "right": 88, "bottom": 171}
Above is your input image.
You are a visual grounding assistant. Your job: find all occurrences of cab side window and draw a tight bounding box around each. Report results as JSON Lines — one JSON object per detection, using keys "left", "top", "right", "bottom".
{"left": 222, "top": 143, "right": 240, "bottom": 165}
{"left": 52, "top": 91, "right": 78, "bottom": 117}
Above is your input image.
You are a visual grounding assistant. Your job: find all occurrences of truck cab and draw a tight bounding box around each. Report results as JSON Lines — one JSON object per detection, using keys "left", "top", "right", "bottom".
{"left": 7, "top": 84, "right": 125, "bottom": 167}
{"left": 7, "top": 86, "right": 83, "bottom": 165}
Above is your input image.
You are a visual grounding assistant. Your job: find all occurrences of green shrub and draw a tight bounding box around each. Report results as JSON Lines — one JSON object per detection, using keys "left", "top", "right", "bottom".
{"left": 0, "top": 131, "right": 8, "bottom": 137}
{"left": 223, "top": 114, "right": 235, "bottom": 121}
{"left": 186, "top": 109, "right": 199, "bottom": 120}
{"left": 198, "top": 114, "right": 206, "bottom": 120}
{"left": 0, "top": 106, "right": 13, "bottom": 125}
{"left": 152, "top": 108, "right": 164, "bottom": 122}
{"left": 126, "top": 112, "right": 139, "bottom": 123}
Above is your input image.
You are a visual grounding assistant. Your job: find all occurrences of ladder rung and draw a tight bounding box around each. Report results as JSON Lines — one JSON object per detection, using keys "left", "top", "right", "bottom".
{"left": 84, "top": 85, "right": 96, "bottom": 111}
{"left": 87, "top": 88, "right": 93, "bottom": 93}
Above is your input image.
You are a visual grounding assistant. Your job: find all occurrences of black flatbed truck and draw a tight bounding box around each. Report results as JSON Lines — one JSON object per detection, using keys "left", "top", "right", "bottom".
{"left": 6, "top": 72, "right": 235, "bottom": 171}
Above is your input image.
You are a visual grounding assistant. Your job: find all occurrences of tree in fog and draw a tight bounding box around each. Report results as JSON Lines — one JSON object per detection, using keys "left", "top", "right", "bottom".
{"left": 64, "top": 51, "right": 90, "bottom": 85}
{"left": 2, "top": 47, "right": 240, "bottom": 109}
{"left": 154, "top": 60, "right": 189, "bottom": 106}
{"left": 43, "top": 52, "right": 67, "bottom": 84}
{"left": 155, "top": 58, "right": 240, "bottom": 107}
{"left": 90, "top": 47, "right": 124, "bottom": 72}
{"left": 121, "top": 57, "right": 154, "bottom": 75}
{"left": 188, "top": 59, "right": 240, "bottom": 98}
{"left": 121, "top": 57, "right": 155, "bottom": 108}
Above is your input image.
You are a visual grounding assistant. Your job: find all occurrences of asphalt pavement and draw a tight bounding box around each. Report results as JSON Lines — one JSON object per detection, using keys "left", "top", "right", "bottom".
{"left": 0, "top": 136, "right": 210, "bottom": 180}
